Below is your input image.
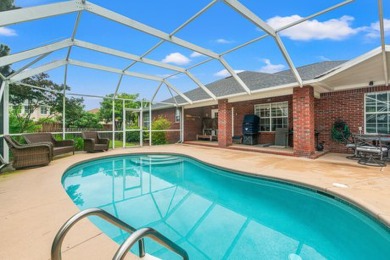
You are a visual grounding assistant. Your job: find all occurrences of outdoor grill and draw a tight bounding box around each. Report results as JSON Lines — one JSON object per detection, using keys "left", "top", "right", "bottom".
{"left": 242, "top": 114, "right": 260, "bottom": 145}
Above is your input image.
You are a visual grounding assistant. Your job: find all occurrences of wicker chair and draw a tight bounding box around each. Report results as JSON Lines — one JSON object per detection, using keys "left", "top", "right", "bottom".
{"left": 82, "top": 131, "right": 110, "bottom": 152}
{"left": 4, "top": 135, "right": 52, "bottom": 169}
{"left": 24, "top": 133, "right": 75, "bottom": 157}
{"left": 0, "top": 155, "right": 10, "bottom": 172}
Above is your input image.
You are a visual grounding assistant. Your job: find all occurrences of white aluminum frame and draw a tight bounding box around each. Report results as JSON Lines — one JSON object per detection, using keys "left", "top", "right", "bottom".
{"left": 1, "top": 0, "right": 387, "bottom": 158}
{"left": 0, "top": 0, "right": 359, "bottom": 104}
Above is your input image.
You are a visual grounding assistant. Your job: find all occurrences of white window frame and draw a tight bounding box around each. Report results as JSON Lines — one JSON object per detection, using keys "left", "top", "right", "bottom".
{"left": 364, "top": 91, "right": 390, "bottom": 134}
{"left": 40, "top": 105, "right": 48, "bottom": 115}
{"left": 254, "top": 101, "right": 288, "bottom": 132}
{"left": 175, "top": 108, "right": 181, "bottom": 123}
{"left": 143, "top": 112, "right": 150, "bottom": 128}
{"left": 211, "top": 109, "right": 218, "bottom": 119}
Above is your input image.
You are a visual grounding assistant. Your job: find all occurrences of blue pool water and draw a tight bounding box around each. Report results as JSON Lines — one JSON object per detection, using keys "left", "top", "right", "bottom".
{"left": 62, "top": 154, "right": 390, "bottom": 259}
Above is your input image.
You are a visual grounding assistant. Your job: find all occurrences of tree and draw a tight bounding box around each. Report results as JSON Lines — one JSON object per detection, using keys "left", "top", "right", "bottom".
{"left": 8, "top": 73, "right": 59, "bottom": 132}
{"left": 99, "top": 93, "right": 142, "bottom": 128}
{"left": 9, "top": 107, "right": 40, "bottom": 134}
{"left": 0, "top": 45, "right": 12, "bottom": 77}
{"left": 0, "top": 0, "right": 18, "bottom": 11}
{"left": 49, "top": 91, "right": 86, "bottom": 128}
{"left": 72, "top": 111, "right": 101, "bottom": 129}
{"left": 8, "top": 72, "right": 92, "bottom": 131}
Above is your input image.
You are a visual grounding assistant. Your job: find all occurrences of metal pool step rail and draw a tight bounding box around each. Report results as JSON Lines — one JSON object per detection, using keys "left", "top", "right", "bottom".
{"left": 51, "top": 208, "right": 189, "bottom": 260}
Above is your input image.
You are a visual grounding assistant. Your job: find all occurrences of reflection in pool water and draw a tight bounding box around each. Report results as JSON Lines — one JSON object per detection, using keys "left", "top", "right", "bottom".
{"left": 63, "top": 154, "right": 390, "bottom": 259}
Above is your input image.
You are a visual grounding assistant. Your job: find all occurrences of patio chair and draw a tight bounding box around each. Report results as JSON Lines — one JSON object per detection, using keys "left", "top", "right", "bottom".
{"left": 354, "top": 134, "right": 387, "bottom": 167}
{"left": 24, "top": 133, "right": 75, "bottom": 157}
{"left": 81, "top": 131, "right": 110, "bottom": 152}
{"left": 196, "top": 117, "right": 217, "bottom": 141}
{"left": 345, "top": 134, "right": 363, "bottom": 160}
{"left": 275, "top": 128, "right": 288, "bottom": 147}
{"left": 3, "top": 135, "right": 52, "bottom": 169}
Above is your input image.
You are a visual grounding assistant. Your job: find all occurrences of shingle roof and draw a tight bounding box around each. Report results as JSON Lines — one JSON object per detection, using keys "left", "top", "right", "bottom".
{"left": 274, "top": 61, "right": 347, "bottom": 80}
{"left": 156, "top": 60, "right": 347, "bottom": 108}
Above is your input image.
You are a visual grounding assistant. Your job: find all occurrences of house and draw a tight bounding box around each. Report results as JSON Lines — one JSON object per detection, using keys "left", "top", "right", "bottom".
{"left": 10, "top": 101, "right": 51, "bottom": 121}
{"left": 87, "top": 108, "right": 100, "bottom": 114}
{"left": 151, "top": 46, "right": 390, "bottom": 157}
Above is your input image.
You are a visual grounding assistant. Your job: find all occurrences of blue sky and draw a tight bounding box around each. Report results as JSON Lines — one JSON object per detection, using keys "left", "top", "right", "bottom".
{"left": 1, "top": 0, "right": 389, "bottom": 109}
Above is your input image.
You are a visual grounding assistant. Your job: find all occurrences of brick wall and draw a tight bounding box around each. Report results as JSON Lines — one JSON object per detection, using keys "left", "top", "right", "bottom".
{"left": 231, "top": 95, "right": 293, "bottom": 145}
{"left": 155, "top": 85, "right": 390, "bottom": 153}
{"left": 218, "top": 99, "right": 232, "bottom": 147}
{"left": 315, "top": 85, "right": 390, "bottom": 152}
{"left": 293, "top": 86, "right": 315, "bottom": 156}
{"left": 181, "top": 96, "right": 293, "bottom": 144}
{"left": 151, "top": 108, "right": 180, "bottom": 143}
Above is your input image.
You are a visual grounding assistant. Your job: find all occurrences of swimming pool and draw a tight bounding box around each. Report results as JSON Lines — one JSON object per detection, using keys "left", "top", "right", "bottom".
{"left": 62, "top": 154, "right": 390, "bottom": 259}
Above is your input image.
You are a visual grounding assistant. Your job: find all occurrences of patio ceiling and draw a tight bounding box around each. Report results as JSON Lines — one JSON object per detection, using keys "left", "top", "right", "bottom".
{"left": 0, "top": 0, "right": 389, "bottom": 106}
{"left": 311, "top": 46, "right": 390, "bottom": 93}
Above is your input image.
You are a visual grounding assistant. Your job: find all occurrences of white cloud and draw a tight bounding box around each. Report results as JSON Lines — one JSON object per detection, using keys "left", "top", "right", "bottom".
{"left": 267, "top": 15, "right": 360, "bottom": 41}
{"left": 317, "top": 56, "right": 331, "bottom": 61}
{"left": 258, "top": 59, "right": 285, "bottom": 73}
{"left": 161, "top": 52, "right": 190, "bottom": 65}
{"left": 364, "top": 19, "right": 390, "bottom": 38}
{"left": 190, "top": 51, "right": 204, "bottom": 58}
{"left": 214, "top": 69, "right": 244, "bottom": 77}
{"left": 0, "top": 27, "right": 17, "bottom": 37}
{"left": 215, "top": 38, "right": 233, "bottom": 44}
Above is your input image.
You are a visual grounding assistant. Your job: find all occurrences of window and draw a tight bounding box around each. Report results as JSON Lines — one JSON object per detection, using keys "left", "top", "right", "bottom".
{"left": 254, "top": 101, "right": 288, "bottom": 131}
{"left": 40, "top": 106, "right": 48, "bottom": 115}
{"left": 365, "top": 92, "right": 390, "bottom": 134}
{"left": 143, "top": 113, "right": 150, "bottom": 128}
{"left": 23, "top": 105, "right": 34, "bottom": 114}
{"left": 211, "top": 109, "right": 218, "bottom": 119}
{"left": 175, "top": 108, "right": 181, "bottom": 123}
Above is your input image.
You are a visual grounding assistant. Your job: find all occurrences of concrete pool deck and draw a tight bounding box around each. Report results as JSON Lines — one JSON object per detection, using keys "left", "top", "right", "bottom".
{"left": 1, "top": 144, "right": 390, "bottom": 259}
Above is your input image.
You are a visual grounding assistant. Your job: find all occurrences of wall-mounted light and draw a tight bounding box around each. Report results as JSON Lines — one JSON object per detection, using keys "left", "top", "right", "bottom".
{"left": 369, "top": 81, "right": 374, "bottom": 86}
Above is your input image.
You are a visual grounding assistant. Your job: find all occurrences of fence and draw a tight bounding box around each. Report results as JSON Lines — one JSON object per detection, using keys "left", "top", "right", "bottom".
{"left": 41, "top": 123, "right": 112, "bottom": 132}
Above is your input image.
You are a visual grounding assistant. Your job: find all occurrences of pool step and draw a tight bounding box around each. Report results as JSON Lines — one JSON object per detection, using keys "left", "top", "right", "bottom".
{"left": 129, "top": 155, "right": 184, "bottom": 166}
{"left": 140, "top": 253, "right": 161, "bottom": 260}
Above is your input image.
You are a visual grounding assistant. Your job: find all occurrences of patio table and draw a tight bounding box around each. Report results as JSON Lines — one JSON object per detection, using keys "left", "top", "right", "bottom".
{"left": 350, "top": 134, "right": 389, "bottom": 166}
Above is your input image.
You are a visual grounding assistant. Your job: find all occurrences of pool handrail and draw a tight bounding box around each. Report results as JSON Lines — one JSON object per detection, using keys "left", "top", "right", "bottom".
{"left": 113, "top": 227, "right": 189, "bottom": 260}
{"left": 51, "top": 208, "right": 145, "bottom": 260}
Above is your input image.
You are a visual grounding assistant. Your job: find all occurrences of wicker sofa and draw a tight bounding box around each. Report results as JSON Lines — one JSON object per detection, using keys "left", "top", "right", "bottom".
{"left": 24, "top": 133, "right": 75, "bottom": 157}
{"left": 82, "top": 131, "right": 110, "bottom": 152}
{"left": 4, "top": 135, "right": 52, "bottom": 169}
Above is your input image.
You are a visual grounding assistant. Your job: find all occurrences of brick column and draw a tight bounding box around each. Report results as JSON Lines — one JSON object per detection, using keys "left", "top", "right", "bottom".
{"left": 293, "top": 86, "right": 315, "bottom": 156}
{"left": 218, "top": 99, "right": 232, "bottom": 147}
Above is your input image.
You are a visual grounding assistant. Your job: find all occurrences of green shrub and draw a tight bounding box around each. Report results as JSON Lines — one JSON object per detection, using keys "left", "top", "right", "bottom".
{"left": 73, "top": 137, "right": 84, "bottom": 151}
{"left": 151, "top": 116, "right": 171, "bottom": 145}
{"left": 9, "top": 109, "right": 41, "bottom": 134}
{"left": 126, "top": 126, "right": 151, "bottom": 143}
{"left": 124, "top": 117, "right": 170, "bottom": 145}
{"left": 55, "top": 134, "right": 84, "bottom": 151}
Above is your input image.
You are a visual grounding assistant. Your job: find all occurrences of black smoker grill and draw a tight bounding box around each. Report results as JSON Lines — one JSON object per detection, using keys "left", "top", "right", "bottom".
{"left": 242, "top": 114, "right": 260, "bottom": 145}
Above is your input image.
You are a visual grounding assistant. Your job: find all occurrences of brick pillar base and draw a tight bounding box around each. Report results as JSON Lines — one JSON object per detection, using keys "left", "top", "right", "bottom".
{"left": 218, "top": 99, "right": 232, "bottom": 147}
{"left": 293, "top": 86, "right": 315, "bottom": 157}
